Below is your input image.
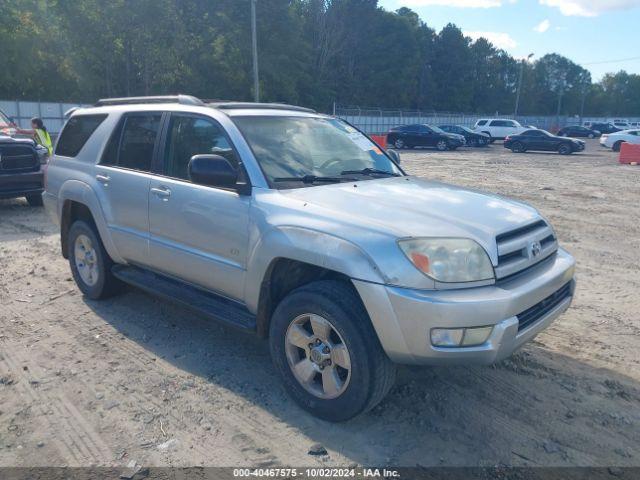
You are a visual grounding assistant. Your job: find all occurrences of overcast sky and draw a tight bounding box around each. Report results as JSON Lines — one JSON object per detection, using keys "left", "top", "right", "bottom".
{"left": 379, "top": 0, "right": 640, "bottom": 80}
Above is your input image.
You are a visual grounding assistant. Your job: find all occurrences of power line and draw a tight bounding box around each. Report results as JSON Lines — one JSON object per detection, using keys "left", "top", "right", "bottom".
{"left": 581, "top": 56, "right": 640, "bottom": 66}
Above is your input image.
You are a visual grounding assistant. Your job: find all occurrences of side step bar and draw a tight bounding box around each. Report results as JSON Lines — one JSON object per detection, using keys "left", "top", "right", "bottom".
{"left": 112, "top": 265, "right": 257, "bottom": 332}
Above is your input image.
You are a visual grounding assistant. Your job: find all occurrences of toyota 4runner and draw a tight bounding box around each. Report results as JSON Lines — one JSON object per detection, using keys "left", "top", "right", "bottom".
{"left": 44, "top": 96, "right": 576, "bottom": 421}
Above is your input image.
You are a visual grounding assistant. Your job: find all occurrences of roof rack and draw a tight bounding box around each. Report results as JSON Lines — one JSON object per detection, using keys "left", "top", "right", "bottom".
{"left": 94, "top": 95, "right": 204, "bottom": 107}
{"left": 208, "top": 102, "right": 316, "bottom": 113}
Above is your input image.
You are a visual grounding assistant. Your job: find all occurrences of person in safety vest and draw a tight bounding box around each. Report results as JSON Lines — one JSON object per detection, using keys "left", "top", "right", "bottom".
{"left": 17, "top": 117, "right": 53, "bottom": 156}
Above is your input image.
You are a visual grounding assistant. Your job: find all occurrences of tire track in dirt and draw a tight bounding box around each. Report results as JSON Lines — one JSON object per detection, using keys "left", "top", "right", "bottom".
{"left": 0, "top": 348, "right": 108, "bottom": 465}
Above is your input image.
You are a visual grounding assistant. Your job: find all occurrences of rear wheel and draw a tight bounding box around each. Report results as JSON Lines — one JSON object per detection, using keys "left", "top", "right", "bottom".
{"left": 510, "top": 141, "right": 525, "bottom": 153}
{"left": 613, "top": 141, "right": 624, "bottom": 152}
{"left": 269, "top": 280, "right": 396, "bottom": 422}
{"left": 25, "top": 194, "right": 43, "bottom": 207}
{"left": 558, "top": 143, "right": 572, "bottom": 155}
{"left": 588, "top": 133, "right": 595, "bottom": 139}
{"left": 68, "top": 220, "right": 123, "bottom": 299}
{"left": 393, "top": 138, "right": 406, "bottom": 149}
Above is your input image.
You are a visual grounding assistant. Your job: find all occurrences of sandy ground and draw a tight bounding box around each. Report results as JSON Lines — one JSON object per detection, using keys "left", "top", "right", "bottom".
{"left": 0, "top": 139, "right": 639, "bottom": 469}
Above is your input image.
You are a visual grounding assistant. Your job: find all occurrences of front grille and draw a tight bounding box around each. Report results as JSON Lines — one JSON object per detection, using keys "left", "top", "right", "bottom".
{"left": 0, "top": 145, "right": 38, "bottom": 173}
{"left": 517, "top": 282, "right": 572, "bottom": 332}
{"left": 494, "top": 220, "right": 558, "bottom": 279}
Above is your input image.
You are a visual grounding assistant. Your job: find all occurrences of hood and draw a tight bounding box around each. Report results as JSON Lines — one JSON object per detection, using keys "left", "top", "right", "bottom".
{"left": 446, "top": 133, "right": 464, "bottom": 141}
{"left": 278, "top": 176, "right": 541, "bottom": 264}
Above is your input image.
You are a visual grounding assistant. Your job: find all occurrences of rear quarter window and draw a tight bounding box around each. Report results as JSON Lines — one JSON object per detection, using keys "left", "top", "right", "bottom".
{"left": 55, "top": 114, "right": 107, "bottom": 157}
{"left": 476, "top": 120, "right": 487, "bottom": 126}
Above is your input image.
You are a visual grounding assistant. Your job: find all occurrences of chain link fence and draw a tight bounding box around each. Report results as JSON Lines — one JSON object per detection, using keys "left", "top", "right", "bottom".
{"left": 0, "top": 100, "right": 89, "bottom": 134}
{"left": 333, "top": 105, "right": 638, "bottom": 135}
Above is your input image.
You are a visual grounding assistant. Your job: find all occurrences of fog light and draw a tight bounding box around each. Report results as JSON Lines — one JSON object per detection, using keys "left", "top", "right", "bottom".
{"left": 461, "top": 326, "right": 493, "bottom": 346}
{"left": 431, "top": 328, "right": 464, "bottom": 347}
{"left": 431, "top": 326, "right": 494, "bottom": 348}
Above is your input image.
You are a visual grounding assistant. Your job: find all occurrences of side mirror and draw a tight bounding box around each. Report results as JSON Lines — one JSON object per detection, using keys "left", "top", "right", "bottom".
{"left": 387, "top": 149, "right": 401, "bottom": 165}
{"left": 189, "top": 154, "right": 238, "bottom": 188}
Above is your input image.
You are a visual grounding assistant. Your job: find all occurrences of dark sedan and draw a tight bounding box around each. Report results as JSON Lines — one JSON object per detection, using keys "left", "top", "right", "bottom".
{"left": 438, "top": 124, "right": 490, "bottom": 146}
{"left": 387, "top": 124, "right": 464, "bottom": 151}
{"left": 504, "top": 129, "right": 585, "bottom": 155}
{"left": 557, "top": 125, "right": 600, "bottom": 138}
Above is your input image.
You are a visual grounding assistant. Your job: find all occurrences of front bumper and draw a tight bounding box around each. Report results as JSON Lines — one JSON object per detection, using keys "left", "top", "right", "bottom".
{"left": 0, "top": 170, "right": 43, "bottom": 199}
{"left": 354, "top": 248, "right": 575, "bottom": 365}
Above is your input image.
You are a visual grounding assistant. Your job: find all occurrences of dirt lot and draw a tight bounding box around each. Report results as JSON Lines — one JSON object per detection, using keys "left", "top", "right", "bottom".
{"left": 1, "top": 139, "right": 639, "bottom": 469}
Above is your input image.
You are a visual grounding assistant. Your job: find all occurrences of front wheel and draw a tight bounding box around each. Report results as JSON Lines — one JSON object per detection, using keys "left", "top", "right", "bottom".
{"left": 393, "top": 138, "right": 406, "bottom": 149}
{"left": 588, "top": 133, "right": 595, "bottom": 139}
{"left": 468, "top": 138, "right": 478, "bottom": 147}
{"left": 25, "top": 194, "right": 43, "bottom": 207}
{"left": 68, "top": 220, "right": 123, "bottom": 299}
{"left": 558, "top": 144, "right": 572, "bottom": 155}
{"left": 436, "top": 140, "right": 448, "bottom": 151}
{"left": 613, "top": 141, "right": 624, "bottom": 152}
{"left": 269, "top": 280, "right": 396, "bottom": 422}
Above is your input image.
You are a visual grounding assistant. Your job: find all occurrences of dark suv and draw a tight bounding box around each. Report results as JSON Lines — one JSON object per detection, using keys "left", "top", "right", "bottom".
{"left": 0, "top": 134, "right": 46, "bottom": 206}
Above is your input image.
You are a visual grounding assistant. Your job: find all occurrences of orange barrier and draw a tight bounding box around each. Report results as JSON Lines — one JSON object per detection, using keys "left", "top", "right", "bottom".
{"left": 619, "top": 143, "right": 640, "bottom": 164}
{"left": 370, "top": 134, "right": 387, "bottom": 149}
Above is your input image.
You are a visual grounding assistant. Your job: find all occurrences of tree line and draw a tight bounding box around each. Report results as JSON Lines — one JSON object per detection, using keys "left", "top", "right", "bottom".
{"left": 1, "top": 0, "right": 638, "bottom": 116}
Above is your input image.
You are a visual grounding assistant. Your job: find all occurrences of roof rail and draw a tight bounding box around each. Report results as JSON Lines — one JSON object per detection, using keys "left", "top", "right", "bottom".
{"left": 94, "top": 95, "right": 204, "bottom": 107}
{"left": 208, "top": 102, "right": 316, "bottom": 113}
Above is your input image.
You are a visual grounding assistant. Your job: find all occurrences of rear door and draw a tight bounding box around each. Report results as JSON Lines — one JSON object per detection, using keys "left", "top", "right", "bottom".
{"left": 94, "top": 112, "right": 163, "bottom": 266}
{"left": 147, "top": 112, "right": 251, "bottom": 301}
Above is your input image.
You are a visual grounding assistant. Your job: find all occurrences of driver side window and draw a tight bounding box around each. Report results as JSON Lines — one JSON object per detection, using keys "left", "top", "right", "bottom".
{"left": 164, "top": 115, "right": 241, "bottom": 182}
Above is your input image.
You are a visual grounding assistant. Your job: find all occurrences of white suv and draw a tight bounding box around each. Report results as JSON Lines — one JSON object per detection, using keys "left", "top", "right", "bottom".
{"left": 474, "top": 119, "right": 527, "bottom": 142}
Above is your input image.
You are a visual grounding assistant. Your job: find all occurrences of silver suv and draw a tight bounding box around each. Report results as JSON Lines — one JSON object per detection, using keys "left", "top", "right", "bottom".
{"left": 44, "top": 96, "right": 576, "bottom": 421}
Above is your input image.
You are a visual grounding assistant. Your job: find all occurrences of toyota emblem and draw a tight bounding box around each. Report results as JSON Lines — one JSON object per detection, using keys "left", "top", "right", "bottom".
{"left": 530, "top": 241, "right": 542, "bottom": 258}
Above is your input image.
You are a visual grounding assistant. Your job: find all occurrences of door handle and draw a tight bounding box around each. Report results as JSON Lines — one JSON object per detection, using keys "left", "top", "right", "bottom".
{"left": 96, "top": 174, "right": 110, "bottom": 184}
{"left": 151, "top": 186, "right": 171, "bottom": 199}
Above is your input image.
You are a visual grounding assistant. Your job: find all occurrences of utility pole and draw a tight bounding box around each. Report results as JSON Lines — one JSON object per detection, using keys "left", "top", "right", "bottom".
{"left": 251, "top": 0, "right": 260, "bottom": 102}
{"left": 514, "top": 53, "right": 534, "bottom": 117}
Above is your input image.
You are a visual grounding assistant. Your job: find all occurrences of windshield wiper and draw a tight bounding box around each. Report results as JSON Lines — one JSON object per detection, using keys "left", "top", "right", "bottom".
{"left": 273, "top": 175, "right": 356, "bottom": 184}
{"left": 340, "top": 168, "right": 400, "bottom": 177}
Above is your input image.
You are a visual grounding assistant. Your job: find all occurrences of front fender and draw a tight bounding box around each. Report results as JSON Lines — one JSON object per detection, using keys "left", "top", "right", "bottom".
{"left": 58, "top": 179, "right": 125, "bottom": 264}
{"left": 243, "top": 226, "right": 388, "bottom": 312}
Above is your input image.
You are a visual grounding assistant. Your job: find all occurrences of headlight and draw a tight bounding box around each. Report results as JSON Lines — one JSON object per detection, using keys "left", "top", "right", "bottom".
{"left": 398, "top": 238, "right": 494, "bottom": 283}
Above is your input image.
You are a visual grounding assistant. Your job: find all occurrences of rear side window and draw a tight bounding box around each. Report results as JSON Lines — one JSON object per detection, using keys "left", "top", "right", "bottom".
{"left": 490, "top": 120, "right": 506, "bottom": 127}
{"left": 56, "top": 114, "right": 107, "bottom": 157}
{"left": 101, "top": 113, "right": 161, "bottom": 172}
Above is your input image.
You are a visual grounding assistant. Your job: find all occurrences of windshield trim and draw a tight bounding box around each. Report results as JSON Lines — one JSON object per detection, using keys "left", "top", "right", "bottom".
{"left": 231, "top": 114, "right": 406, "bottom": 190}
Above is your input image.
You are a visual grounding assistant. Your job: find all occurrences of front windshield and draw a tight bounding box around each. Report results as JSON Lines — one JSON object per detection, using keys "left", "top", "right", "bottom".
{"left": 232, "top": 116, "right": 402, "bottom": 185}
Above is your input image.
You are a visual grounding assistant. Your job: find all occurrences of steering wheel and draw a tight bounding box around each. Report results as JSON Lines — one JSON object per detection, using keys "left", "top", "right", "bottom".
{"left": 319, "top": 158, "right": 344, "bottom": 171}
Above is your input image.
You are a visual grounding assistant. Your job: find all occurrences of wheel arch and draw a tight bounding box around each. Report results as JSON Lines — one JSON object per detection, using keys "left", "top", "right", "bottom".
{"left": 246, "top": 227, "right": 387, "bottom": 337}
{"left": 58, "top": 180, "right": 123, "bottom": 263}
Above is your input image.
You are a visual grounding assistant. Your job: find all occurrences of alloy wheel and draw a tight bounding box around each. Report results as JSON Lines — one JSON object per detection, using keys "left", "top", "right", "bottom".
{"left": 74, "top": 234, "right": 99, "bottom": 286}
{"left": 285, "top": 313, "right": 352, "bottom": 399}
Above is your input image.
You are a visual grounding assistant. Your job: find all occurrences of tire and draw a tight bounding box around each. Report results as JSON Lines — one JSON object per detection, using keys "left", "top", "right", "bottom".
{"left": 510, "top": 141, "right": 525, "bottom": 153}
{"left": 613, "top": 141, "right": 624, "bottom": 152}
{"left": 481, "top": 132, "right": 494, "bottom": 144}
{"left": 468, "top": 138, "right": 478, "bottom": 147}
{"left": 25, "top": 194, "right": 43, "bottom": 207}
{"left": 558, "top": 143, "right": 572, "bottom": 155}
{"left": 436, "top": 140, "right": 448, "bottom": 151}
{"left": 588, "top": 133, "right": 595, "bottom": 139}
{"left": 393, "top": 138, "right": 406, "bottom": 149}
{"left": 67, "top": 220, "right": 123, "bottom": 300}
{"left": 269, "top": 280, "right": 396, "bottom": 422}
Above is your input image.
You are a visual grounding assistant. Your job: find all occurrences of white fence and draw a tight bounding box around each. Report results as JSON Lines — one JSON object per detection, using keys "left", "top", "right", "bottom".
{"left": 0, "top": 100, "right": 89, "bottom": 134}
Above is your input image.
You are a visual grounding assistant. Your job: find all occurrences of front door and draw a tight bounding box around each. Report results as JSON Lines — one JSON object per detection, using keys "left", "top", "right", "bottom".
{"left": 147, "top": 113, "right": 251, "bottom": 301}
